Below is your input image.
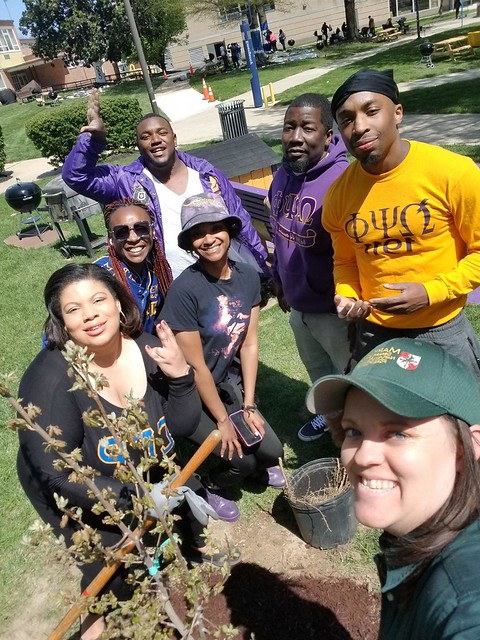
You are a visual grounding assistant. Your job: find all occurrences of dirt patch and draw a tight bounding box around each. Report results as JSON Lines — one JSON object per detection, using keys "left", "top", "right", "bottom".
{"left": 168, "top": 564, "right": 379, "bottom": 640}
{"left": 3, "top": 506, "right": 380, "bottom": 639}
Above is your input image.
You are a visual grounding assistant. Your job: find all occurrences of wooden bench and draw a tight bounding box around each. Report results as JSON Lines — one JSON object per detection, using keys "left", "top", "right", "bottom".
{"left": 434, "top": 36, "right": 474, "bottom": 60}
{"left": 372, "top": 28, "right": 398, "bottom": 42}
{"left": 231, "top": 181, "right": 274, "bottom": 255}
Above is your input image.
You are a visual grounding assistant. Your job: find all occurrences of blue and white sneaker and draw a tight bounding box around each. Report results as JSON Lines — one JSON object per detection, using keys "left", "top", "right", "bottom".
{"left": 298, "top": 414, "right": 329, "bottom": 442}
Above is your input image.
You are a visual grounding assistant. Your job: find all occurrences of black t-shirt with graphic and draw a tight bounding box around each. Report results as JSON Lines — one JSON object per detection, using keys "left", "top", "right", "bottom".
{"left": 160, "top": 261, "right": 261, "bottom": 385}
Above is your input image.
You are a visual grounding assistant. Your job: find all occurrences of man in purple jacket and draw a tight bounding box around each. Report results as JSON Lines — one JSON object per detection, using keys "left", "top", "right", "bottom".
{"left": 267, "top": 93, "right": 351, "bottom": 442}
{"left": 62, "top": 90, "right": 267, "bottom": 279}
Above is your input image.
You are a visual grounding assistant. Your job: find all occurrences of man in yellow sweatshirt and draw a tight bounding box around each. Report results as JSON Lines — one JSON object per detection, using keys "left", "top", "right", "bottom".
{"left": 323, "top": 68, "right": 480, "bottom": 381}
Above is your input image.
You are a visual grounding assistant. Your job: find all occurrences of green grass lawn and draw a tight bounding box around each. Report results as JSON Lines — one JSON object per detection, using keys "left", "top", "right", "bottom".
{"left": 276, "top": 23, "right": 480, "bottom": 106}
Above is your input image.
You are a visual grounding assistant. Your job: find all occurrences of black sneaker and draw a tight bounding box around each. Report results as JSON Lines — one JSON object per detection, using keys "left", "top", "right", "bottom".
{"left": 297, "top": 414, "right": 329, "bottom": 442}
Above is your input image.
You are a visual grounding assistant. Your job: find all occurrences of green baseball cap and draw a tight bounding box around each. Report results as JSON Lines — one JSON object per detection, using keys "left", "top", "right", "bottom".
{"left": 306, "top": 338, "right": 480, "bottom": 426}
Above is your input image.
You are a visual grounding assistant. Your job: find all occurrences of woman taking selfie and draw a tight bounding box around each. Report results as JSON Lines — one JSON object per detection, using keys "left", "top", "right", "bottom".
{"left": 161, "top": 193, "right": 284, "bottom": 523}
{"left": 16, "top": 264, "right": 226, "bottom": 640}
{"left": 96, "top": 198, "right": 172, "bottom": 333}
{"left": 308, "top": 337, "right": 480, "bottom": 639}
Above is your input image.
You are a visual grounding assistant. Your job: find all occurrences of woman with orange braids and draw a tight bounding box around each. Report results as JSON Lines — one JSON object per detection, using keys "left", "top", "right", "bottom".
{"left": 96, "top": 198, "right": 173, "bottom": 333}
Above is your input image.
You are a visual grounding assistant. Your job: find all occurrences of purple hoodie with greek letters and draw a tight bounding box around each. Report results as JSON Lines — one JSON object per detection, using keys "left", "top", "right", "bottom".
{"left": 268, "top": 135, "right": 348, "bottom": 313}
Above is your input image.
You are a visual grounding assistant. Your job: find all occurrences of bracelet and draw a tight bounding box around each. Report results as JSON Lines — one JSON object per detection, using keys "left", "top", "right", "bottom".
{"left": 242, "top": 404, "right": 257, "bottom": 414}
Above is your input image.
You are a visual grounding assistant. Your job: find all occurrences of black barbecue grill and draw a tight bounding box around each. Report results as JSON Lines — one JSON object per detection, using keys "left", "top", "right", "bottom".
{"left": 41, "top": 176, "right": 107, "bottom": 258}
{"left": 420, "top": 42, "right": 435, "bottom": 68}
{"left": 5, "top": 179, "right": 51, "bottom": 240}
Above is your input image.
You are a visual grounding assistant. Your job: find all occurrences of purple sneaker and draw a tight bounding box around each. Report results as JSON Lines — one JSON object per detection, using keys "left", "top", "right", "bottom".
{"left": 205, "top": 487, "right": 240, "bottom": 522}
{"left": 253, "top": 465, "right": 286, "bottom": 489}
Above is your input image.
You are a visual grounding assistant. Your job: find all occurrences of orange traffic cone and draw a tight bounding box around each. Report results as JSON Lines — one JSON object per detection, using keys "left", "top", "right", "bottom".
{"left": 208, "top": 85, "right": 215, "bottom": 102}
{"left": 202, "top": 76, "right": 209, "bottom": 100}
{"left": 163, "top": 69, "right": 168, "bottom": 80}
{"left": 189, "top": 64, "right": 194, "bottom": 75}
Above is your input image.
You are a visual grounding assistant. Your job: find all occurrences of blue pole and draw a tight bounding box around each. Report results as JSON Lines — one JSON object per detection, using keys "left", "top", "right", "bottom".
{"left": 240, "top": 20, "right": 263, "bottom": 108}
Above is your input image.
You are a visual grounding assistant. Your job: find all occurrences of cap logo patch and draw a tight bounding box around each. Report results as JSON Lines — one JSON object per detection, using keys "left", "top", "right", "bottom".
{"left": 397, "top": 351, "right": 421, "bottom": 370}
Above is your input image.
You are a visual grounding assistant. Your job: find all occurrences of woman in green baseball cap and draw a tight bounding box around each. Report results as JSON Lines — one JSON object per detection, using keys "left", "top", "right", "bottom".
{"left": 307, "top": 337, "right": 480, "bottom": 639}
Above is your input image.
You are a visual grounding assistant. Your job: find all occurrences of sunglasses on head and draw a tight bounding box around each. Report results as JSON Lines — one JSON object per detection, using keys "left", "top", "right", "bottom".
{"left": 110, "top": 221, "right": 153, "bottom": 242}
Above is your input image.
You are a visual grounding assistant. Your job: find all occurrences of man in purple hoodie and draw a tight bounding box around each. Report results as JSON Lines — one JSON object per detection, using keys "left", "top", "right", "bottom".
{"left": 62, "top": 90, "right": 267, "bottom": 280}
{"left": 267, "top": 93, "right": 351, "bottom": 442}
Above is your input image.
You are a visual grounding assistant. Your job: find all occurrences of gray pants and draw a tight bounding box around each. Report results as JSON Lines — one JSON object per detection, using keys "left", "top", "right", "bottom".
{"left": 289, "top": 309, "right": 351, "bottom": 382}
{"left": 355, "top": 310, "right": 480, "bottom": 383}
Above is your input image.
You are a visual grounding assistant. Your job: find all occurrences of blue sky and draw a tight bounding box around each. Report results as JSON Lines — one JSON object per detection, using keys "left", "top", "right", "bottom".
{"left": 3, "top": 0, "right": 27, "bottom": 31}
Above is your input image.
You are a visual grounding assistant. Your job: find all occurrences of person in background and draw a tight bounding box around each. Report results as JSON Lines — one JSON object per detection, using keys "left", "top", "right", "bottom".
{"left": 219, "top": 43, "right": 230, "bottom": 71}
{"left": 321, "top": 22, "right": 330, "bottom": 44}
{"left": 161, "top": 193, "right": 285, "bottom": 523}
{"left": 278, "top": 29, "right": 287, "bottom": 50}
{"left": 17, "top": 264, "right": 228, "bottom": 640}
{"left": 230, "top": 42, "right": 241, "bottom": 68}
{"left": 268, "top": 30, "right": 278, "bottom": 51}
{"left": 308, "top": 337, "right": 480, "bottom": 640}
{"left": 96, "top": 198, "right": 172, "bottom": 333}
{"left": 267, "top": 93, "right": 350, "bottom": 443}
{"left": 368, "top": 15, "right": 376, "bottom": 36}
{"left": 323, "top": 68, "right": 480, "bottom": 382}
{"left": 330, "top": 28, "right": 344, "bottom": 45}
{"left": 62, "top": 90, "right": 268, "bottom": 280}
{"left": 341, "top": 21, "right": 348, "bottom": 38}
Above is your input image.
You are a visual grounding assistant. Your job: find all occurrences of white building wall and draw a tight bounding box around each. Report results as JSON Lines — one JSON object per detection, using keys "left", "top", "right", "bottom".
{"left": 168, "top": 0, "right": 391, "bottom": 69}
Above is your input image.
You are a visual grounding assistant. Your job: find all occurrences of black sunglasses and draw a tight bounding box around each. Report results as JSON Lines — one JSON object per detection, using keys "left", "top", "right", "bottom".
{"left": 110, "top": 221, "right": 153, "bottom": 242}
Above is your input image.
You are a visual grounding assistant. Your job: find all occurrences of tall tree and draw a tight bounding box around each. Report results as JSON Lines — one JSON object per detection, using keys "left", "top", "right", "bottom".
{"left": 19, "top": 0, "right": 186, "bottom": 67}
{"left": 133, "top": 0, "right": 187, "bottom": 71}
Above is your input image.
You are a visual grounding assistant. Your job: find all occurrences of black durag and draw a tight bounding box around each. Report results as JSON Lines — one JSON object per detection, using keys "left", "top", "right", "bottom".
{"left": 331, "top": 69, "right": 400, "bottom": 121}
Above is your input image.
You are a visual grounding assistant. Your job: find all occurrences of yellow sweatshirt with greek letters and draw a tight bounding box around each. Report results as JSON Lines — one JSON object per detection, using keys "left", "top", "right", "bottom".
{"left": 322, "top": 140, "right": 480, "bottom": 328}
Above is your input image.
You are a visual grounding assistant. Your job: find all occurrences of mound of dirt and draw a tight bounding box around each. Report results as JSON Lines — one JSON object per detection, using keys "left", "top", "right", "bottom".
{"left": 170, "top": 562, "right": 380, "bottom": 640}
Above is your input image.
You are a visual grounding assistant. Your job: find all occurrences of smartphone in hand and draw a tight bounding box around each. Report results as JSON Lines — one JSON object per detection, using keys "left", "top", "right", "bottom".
{"left": 229, "top": 410, "right": 263, "bottom": 447}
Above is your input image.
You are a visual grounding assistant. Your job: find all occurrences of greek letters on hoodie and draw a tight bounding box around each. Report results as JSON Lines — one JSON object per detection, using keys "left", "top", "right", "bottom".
{"left": 268, "top": 135, "right": 349, "bottom": 313}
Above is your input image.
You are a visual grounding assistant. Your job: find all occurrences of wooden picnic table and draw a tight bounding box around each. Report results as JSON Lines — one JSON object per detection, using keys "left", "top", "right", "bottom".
{"left": 434, "top": 35, "right": 474, "bottom": 59}
{"left": 372, "top": 27, "right": 398, "bottom": 42}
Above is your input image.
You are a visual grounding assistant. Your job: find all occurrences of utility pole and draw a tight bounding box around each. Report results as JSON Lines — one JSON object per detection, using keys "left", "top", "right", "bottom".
{"left": 415, "top": 0, "right": 421, "bottom": 39}
{"left": 122, "top": 0, "right": 159, "bottom": 115}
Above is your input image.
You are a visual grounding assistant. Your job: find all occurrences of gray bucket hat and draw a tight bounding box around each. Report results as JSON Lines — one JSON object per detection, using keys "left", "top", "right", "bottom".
{"left": 178, "top": 192, "right": 242, "bottom": 250}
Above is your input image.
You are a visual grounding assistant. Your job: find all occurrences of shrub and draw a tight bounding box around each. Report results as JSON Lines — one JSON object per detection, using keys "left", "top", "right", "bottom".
{"left": 25, "top": 97, "right": 143, "bottom": 167}
{"left": 0, "top": 124, "right": 6, "bottom": 173}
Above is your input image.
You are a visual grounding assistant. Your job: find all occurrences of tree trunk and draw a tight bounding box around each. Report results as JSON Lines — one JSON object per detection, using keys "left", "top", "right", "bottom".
{"left": 344, "top": 0, "right": 357, "bottom": 39}
{"left": 256, "top": 2, "right": 267, "bottom": 31}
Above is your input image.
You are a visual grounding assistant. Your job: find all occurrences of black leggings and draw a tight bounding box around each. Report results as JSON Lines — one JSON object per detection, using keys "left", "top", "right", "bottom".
{"left": 187, "top": 379, "right": 284, "bottom": 489}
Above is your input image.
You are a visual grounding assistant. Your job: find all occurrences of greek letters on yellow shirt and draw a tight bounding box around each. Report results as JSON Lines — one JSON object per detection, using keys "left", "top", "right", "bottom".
{"left": 323, "top": 141, "right": 480, "bottom": 329}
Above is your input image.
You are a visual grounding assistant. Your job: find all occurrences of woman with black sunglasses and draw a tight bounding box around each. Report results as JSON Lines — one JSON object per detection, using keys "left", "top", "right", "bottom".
{"left": 95, "top": 198, "right": 172, "bottom": 333}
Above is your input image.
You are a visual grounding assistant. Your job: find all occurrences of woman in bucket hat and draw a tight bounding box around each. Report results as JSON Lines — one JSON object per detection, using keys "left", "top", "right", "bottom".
{"left": 160, "top": 192, "right": 284, "bottom": 522}
{"left": 308, "top": 337, "right": 480, "bottom": 639}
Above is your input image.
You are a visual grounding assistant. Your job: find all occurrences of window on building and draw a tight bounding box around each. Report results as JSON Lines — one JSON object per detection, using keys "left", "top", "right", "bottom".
{"left": 11, "top": 71, "right": 29, "bottom": 91}
{"left": 217, "top": 2, "right": 275, "bottom": 23}
{"left": 393, "top": 0, "right": 431, "bottom": 14}
{"left": 0, "top": 28, "right": 20, "bottom": 53}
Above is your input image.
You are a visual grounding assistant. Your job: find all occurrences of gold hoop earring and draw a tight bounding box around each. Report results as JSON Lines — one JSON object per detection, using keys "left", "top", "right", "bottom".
{"left": 119, "top": 310, "right": 127, "bottom": 327}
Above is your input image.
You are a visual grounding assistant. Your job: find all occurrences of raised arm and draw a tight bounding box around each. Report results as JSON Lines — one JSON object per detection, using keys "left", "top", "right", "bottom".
{"left": 62, "top": 90, "right": 122, "bottom": 204}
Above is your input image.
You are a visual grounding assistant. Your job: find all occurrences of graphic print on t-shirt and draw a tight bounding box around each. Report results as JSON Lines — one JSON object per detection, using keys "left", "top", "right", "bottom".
{"left": 212, "top": 294, "right": 249, "bottom": 359}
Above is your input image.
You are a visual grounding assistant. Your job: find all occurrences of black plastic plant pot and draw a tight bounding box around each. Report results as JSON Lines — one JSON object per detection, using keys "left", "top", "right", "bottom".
{"left": 286, "top": 457, "right": 357, "bottom": 549}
